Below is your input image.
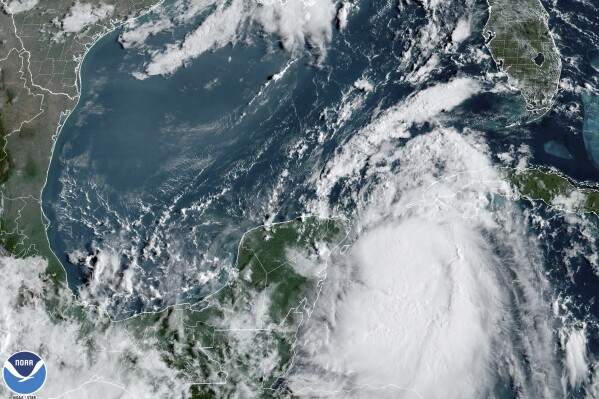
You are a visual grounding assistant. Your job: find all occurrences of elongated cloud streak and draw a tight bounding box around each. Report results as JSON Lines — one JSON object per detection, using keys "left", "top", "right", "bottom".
{"left": 132, "top": 0, "right": 337, "bottom": 78}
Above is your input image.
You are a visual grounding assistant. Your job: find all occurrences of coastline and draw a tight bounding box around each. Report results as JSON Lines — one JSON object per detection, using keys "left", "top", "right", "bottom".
{"left": 38, "top": 0, "right": 166, "bottom": 290}
{"left": 482, "top": 0, "right": 562, "bottom": 121}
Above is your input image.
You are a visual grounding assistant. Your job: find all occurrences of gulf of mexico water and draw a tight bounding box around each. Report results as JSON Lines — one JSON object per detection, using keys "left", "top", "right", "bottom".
{"left": 37, "top": 0, "right": 599, "bottom": 396}
{"left": 43, "top": 0, "right": 416, "bottom": 317}
{"left": 41, "top": 0, "right": 599, "bottom": 372}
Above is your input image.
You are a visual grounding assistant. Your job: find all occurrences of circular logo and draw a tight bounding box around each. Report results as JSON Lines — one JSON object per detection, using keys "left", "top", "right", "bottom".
{"left": 2, "top": 351, "right": 47, "bottom": 395}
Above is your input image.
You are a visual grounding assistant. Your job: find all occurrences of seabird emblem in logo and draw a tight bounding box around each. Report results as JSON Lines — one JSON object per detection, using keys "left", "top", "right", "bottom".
{"left": 3, "top": 351, "right": 47, "bottom": 395}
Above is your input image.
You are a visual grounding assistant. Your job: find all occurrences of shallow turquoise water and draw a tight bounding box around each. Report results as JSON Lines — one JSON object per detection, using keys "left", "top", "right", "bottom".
{"left": 38, "top": 0, "right": 599, "bottom": 396}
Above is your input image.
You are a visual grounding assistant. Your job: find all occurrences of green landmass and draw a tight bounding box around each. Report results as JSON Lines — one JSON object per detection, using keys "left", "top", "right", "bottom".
{"left": 484, "top": 0, "right": 562, "bottom": 116}
{"left": 0, "top": 0, "right": 160, "bottom": 286}
{"left": 0, "top": 1, "right": 352, "bottom": 396}
{"left": 0, "top": 3, "right": 349, "bottom": 396}
{"left": 506, "top": 168, "right": 599, "bottom": 214}
{"left": 117, "top": 217, "right": 346, "bottom": 397}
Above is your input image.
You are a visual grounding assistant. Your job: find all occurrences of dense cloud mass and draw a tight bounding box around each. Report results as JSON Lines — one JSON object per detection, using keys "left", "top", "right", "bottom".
{"left": 124, "top": 0, "right": 337, "bottom": 78}
{"left": 3, "top": 0, "right": 599, "bottom": 397}
{"left": 0, "top": 256, "right": 183, "bottom": 398}
{"left": 289, "top": 126, "right": 562, "bottom": 397}
{"left": 60, "top": 2, "right": 115, "bottom": 33}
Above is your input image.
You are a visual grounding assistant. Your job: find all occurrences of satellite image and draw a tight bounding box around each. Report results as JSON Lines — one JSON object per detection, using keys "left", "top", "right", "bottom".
{"left": 0, "top": 0, "right": 598, "bottom": 397}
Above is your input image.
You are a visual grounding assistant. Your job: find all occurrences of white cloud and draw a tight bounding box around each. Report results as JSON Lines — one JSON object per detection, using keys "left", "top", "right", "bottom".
{"left": 561, "top": 326, "right": 589, "bottom": 389}
{"left": 292, "top": 218, "right": 503, "bottom": 397}
{"left": 551, "top": 189, "right": 586, "bottom": 212}
{"left": 395, "top": 0, "right": 481, "bottom": 83}
{"left": 405, "top": 54, "right": 439, "bottom": 84}
{"left": 0, "top": 256, "right": 182, "bottom": 398}
{"left": 353, "top": 78, "right": 373, "bottom": 92}
{"left": 451, "top": 18, "right": 471, "bottom": 43}
{"left": 172, "top": 0, "right": 218, "bottom": 23}
{"left": 2, "top": 0, "right": 38, "bottom": 14}
{"left": 142, "top": 0, "right": 246, "bottom": 77}
{"left": 136, "top": 0, "right": 337, "bottom": 78}
{"left": 60, "top": 2, "right": 115, "bottom": 34}
{"left": 253, "top": 0, "right": 336, "bottom": 58}
{"left": 292, "top": 128, "right": 563, "bottom": 398}
{"left": 119, "top": 17, "right": 173, "bottom": 49}
{"left": 312, "top": 77, "right": 483, "bottom": 205}
{"left": 335, "top": 2, "right": 350, "bottom": 30}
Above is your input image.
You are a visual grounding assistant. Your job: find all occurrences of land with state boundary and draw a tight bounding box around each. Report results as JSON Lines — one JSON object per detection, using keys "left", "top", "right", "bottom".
{"left": 484, "top": 0, "right": 562, "bottom": 118}
{"left": 0, "top": 0, "right": 161, "bottom": 283}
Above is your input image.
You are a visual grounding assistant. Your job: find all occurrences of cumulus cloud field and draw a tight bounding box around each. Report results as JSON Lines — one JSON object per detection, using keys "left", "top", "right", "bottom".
{"left": 120, "top": 0, "right": 339, "bottom": 78}
{"left": 292, "top": 124, "right": 562, "bottom": 397}
{"left": 1, "top": 0, "right": 597, "bottom": 397}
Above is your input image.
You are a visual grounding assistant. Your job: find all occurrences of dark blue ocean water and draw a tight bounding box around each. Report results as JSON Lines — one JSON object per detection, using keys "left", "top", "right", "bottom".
{"left": 43, "top": 0, "right": 417, "bottom": 315}
{"left": 43, "top": 0, "right": 599, "bottom": 312}
{"left": 41, "top": 0, "right": 599, "bottom": 396}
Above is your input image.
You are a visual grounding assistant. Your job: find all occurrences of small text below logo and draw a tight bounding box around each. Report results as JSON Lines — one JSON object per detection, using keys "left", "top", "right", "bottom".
{"left": 3, "top": 351, "right": 47, "bottom": 395}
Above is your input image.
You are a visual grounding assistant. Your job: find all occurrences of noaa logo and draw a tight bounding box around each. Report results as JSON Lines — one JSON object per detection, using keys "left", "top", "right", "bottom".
{"left": 2, "top": 351, "right": 46, "bottom": 395}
